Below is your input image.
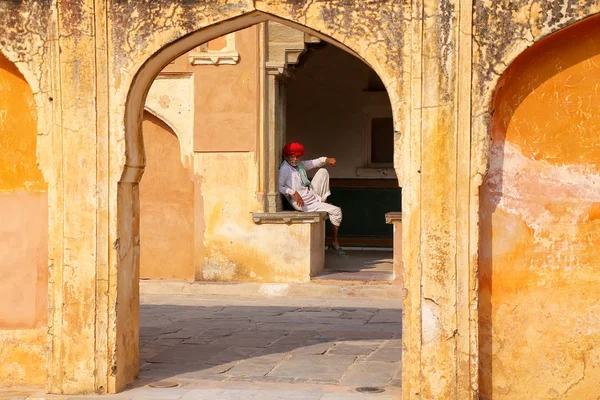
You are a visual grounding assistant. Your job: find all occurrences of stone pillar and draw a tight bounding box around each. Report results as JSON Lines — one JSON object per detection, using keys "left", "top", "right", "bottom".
{"left": 261, "top": 21, "right": 318, "bottom": 213}
{"left": 403, "top": 0, "right": 476, "bottom": 398}
{"left": 265, "top": 66, "right": 288, "bottom": 212}
{"left": 385, "top": 212, "right": 403, "bottom": 287}
{"left": 46, "top": 0, "right": 114, "bottom": 394}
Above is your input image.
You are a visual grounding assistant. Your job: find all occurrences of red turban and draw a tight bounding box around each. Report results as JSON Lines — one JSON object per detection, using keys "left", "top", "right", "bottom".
{"left": 282, "top": 142, "right": 304, "bottom": 157}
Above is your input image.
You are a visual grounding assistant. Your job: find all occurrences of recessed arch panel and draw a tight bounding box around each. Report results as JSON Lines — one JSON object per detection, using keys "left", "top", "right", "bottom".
{"left": 479, "top": 13, "right": 600, "bottom": 398}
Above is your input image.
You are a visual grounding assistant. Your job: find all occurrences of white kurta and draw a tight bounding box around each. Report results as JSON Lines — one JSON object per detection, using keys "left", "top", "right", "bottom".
{"left": 278, "top": 158, "right": 343, "bottom": 226}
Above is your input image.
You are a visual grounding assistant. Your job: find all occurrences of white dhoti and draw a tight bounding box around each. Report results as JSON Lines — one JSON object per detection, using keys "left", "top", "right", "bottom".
{"left": 311, "top": 168, "right": 332, "bottom": 202}
{"left": 294, "top": 168, "right": 343, "bottom": 227}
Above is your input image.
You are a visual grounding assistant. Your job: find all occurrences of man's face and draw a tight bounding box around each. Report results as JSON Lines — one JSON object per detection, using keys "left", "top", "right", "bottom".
{"left": 286, "top": 154, "right": 300, "bottom": 167}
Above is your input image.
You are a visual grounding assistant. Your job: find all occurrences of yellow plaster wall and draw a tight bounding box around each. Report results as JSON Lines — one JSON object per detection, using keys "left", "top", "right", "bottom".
{"left": 479, "top": 15, "right": 600, "bottom": 399}
{"left": 140, "top": 112, "right": 194, "bottom": 280}
{"left": 162, "top": 27, "right": 259, "bottom": 153}
{"left": 143, "top": 26, "right": 319, "bottom": 283}
{"left": 0, "top": 53, "right": 48, "bottom": 386}
{"left": 195, "top": 152, "right": 318, "bottom": 283}
{"left": 0, "top": 329, "right": 47, "bottom": 387}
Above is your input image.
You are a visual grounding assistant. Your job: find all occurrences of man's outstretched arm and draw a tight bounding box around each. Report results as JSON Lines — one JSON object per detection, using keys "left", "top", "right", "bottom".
{"left": 303, "top": 157, "right": 336, "bottom": 170}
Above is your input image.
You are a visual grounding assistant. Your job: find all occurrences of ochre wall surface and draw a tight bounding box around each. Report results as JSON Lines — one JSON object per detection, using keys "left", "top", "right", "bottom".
{"left": 143, "top": 27, "right": 321, "bottom": 283}
{"left": 140, "top": 112, "right": 194, "bottom": 280}
{"left": 162, "top": 27, "right": 259, "bottom": 153}
{"left": 479, "top": 15, "right": 600, "bottom": 399}
{"left": 2, "top": 0, "right": 600, "bottom": 395}
{"left": 0, "top": 53, "right": 48, "bottom": 328}
{"left": 0, "top": 53, "right": 47, "bottom": 386}
{"left": 195, "top": 152, "right": 318, "bottom": 282}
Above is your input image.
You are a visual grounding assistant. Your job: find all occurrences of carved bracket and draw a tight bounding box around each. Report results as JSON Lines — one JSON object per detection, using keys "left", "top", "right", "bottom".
{"left": 189, "top": 51, "right": 240, "bottom": 65}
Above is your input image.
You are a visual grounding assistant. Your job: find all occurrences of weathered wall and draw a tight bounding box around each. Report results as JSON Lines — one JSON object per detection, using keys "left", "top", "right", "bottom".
{"left": 195, "top": 151, "right": 321, "bottom": 282}
{"left": 9, "top": 0, "right": 600, "bottom": 397}
{"left": 141, "top": 27, "right": 326, "bottom": 283}
{"left": 479, "top": 14, "right": 600, "bottom": 400}
{"left": 142, "top": 27, "right": 338, "bottom": 283}
{"left": 140, "top": 113, "right": 194, "bottom": 280}
{"left": 143, "top": 27, "right": 273, "bottom": 282}
{"left": 287, "top": 43, "right": 393, "bottom": 179}
{"left": 145, "top": 73, "right": 194, "bottom": 169}
{"left": 161, "top": 27, "right": 259, "bottom": 153}
{"left": 0, "top": 329, "right": 46, "bottom": 387}
{"left": 0, "top": 0, "right": 411, "bottom": 395}
{"left": 0, "top": 52, "right": 48, "bottom": 387}
{"left": 0, "top": 53, "right": 48, "bottom": 329}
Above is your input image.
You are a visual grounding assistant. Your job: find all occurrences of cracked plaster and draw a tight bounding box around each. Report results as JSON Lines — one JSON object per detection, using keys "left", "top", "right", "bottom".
{"left": 0, "top": 0, "right": 599, "bottom": 398}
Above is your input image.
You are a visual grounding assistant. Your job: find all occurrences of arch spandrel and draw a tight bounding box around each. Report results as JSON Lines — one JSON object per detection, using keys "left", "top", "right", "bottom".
{"left": 479, "top": 11, "right": 600, "bottom": 398}
{"left": 0, "top": 1, "right": 57, "bottom": 186}
{"left": 472, "top": 3, "right": 600, "bottom": 178}
{"left": 110, "top": 1, "right": 409, "bottom": 183}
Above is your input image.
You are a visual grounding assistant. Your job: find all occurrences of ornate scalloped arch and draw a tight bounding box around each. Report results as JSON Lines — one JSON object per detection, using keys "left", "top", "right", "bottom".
{"left": 119, "top": 6, "right": 405, "bottom": 183}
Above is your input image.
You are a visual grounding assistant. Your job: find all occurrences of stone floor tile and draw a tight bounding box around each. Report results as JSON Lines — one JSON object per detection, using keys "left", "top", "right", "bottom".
{"left": 118, "top": 387, "right": 190, "bottom": 399}
{"left": 223, "top": 353, "right": 288, "bottom": 377}
{"left": 365, "top": 323, "right": 402, "bottom": 333}
{"left": 368, "top": 309, "right": 402, "bottom": 324}
{"left": 147, "top": 343, "right": 231, "bottom": 365}
{"left": 392, "top": 362, "right": 402, "bottom": 379}
{"left": 254, "top": 322, "right": 333, "bottom": 332}
{"left": 213, "top": 330, "right": 288, "bottom": 348}
{"left": 291, "top": 340, "right": 336, "bottom": 355}
{"left": 319, "top": 392, "right": 398, "bottom": 400}
{"left": 267, "top": 355, "right": 356, "bottom": 381}
{"left": 366, "top": 346, "right": 402, "bottom": 363}
{"left": 180, "top": 389, "right": 259, "bottom": 400}
{"left": 257, "top": 375, "right": 297, "bottom": 384}
{"left": 340, "top": 361, "right": 396, "bottom": 387}
{"left": 269, "top": 331, "right": 317, "bottom": 346}
{"left": 325, "top": 342, "right": 379, "bottom": 356}
{"left": 159, "top": 328, "right": 204, "bottom": 340}
{"left": 181, "top": 328, "right": 237, "bottom": 344}
{"left": 316, "top": 331, "right": 394, "bottom": 341}
{"left": 250, "top": 344, "right": 298, "bottom": 358}
{"left": 139, "top": 326, "right": 182, "bottom": 339}
{"left": 214, "top": 306, "right": 297, "bottom": 318}
{"left": 293, "top": 309, "right": 343, "bottom": 318}
{"left": 250, "top": 389, "right": 323, "bottom": 400}
{"left": 176, "top": 363, "right": 237, "bottom": 379}
{"left": 206, "top": 346, "right": 264, "bottom": 364}
{"left": 338, "top": 310, "right": 375, "bottom": 321}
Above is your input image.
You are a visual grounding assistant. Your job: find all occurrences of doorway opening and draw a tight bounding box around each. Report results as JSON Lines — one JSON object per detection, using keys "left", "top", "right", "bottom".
{"left": 133, "top": 17, "right": 402, "bottom": 395}
{"left": 284, "top": 40, "right": 399, "bottom": 282}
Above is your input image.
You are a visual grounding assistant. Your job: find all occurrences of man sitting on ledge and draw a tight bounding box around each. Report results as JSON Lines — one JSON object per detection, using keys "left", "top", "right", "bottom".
{"left": 278, "top": 142, "right": 346, "bottom": 256}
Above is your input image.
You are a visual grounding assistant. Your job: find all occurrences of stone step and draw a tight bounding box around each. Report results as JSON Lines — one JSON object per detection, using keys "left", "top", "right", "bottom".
{"left": 140, "top": 279, "right": 403, "bottom": 299}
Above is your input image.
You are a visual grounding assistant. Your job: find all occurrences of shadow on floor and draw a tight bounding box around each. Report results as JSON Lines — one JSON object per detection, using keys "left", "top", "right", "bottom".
{"left": 133, "top": 303, "right": 402, "bottom": 389}
{"left": 318, "top": 249, "right": 394, "bottom": 281}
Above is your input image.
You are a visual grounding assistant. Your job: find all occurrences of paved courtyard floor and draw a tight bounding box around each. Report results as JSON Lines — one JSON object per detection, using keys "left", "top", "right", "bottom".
{"left": 11, "top": 291, "right": 402, "bottom": 400}
{"left": 317, "top": 249, "right": 394, "bottom": 282}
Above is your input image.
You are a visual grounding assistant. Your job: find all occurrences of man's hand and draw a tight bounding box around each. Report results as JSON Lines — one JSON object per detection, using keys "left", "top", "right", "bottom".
{"left": 293, "top": 192, "right": 304, "bottom": 208}
{"left": 326, "top": 157, "right": 336, "bottom": 166}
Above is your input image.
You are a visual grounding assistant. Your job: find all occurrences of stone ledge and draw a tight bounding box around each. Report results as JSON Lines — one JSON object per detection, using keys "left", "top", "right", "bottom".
{"left": 252, "top": 211, "right": 328, "bottom": 225}
{"left": 385, "top": 212, "right": 402, "bottom": 224}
